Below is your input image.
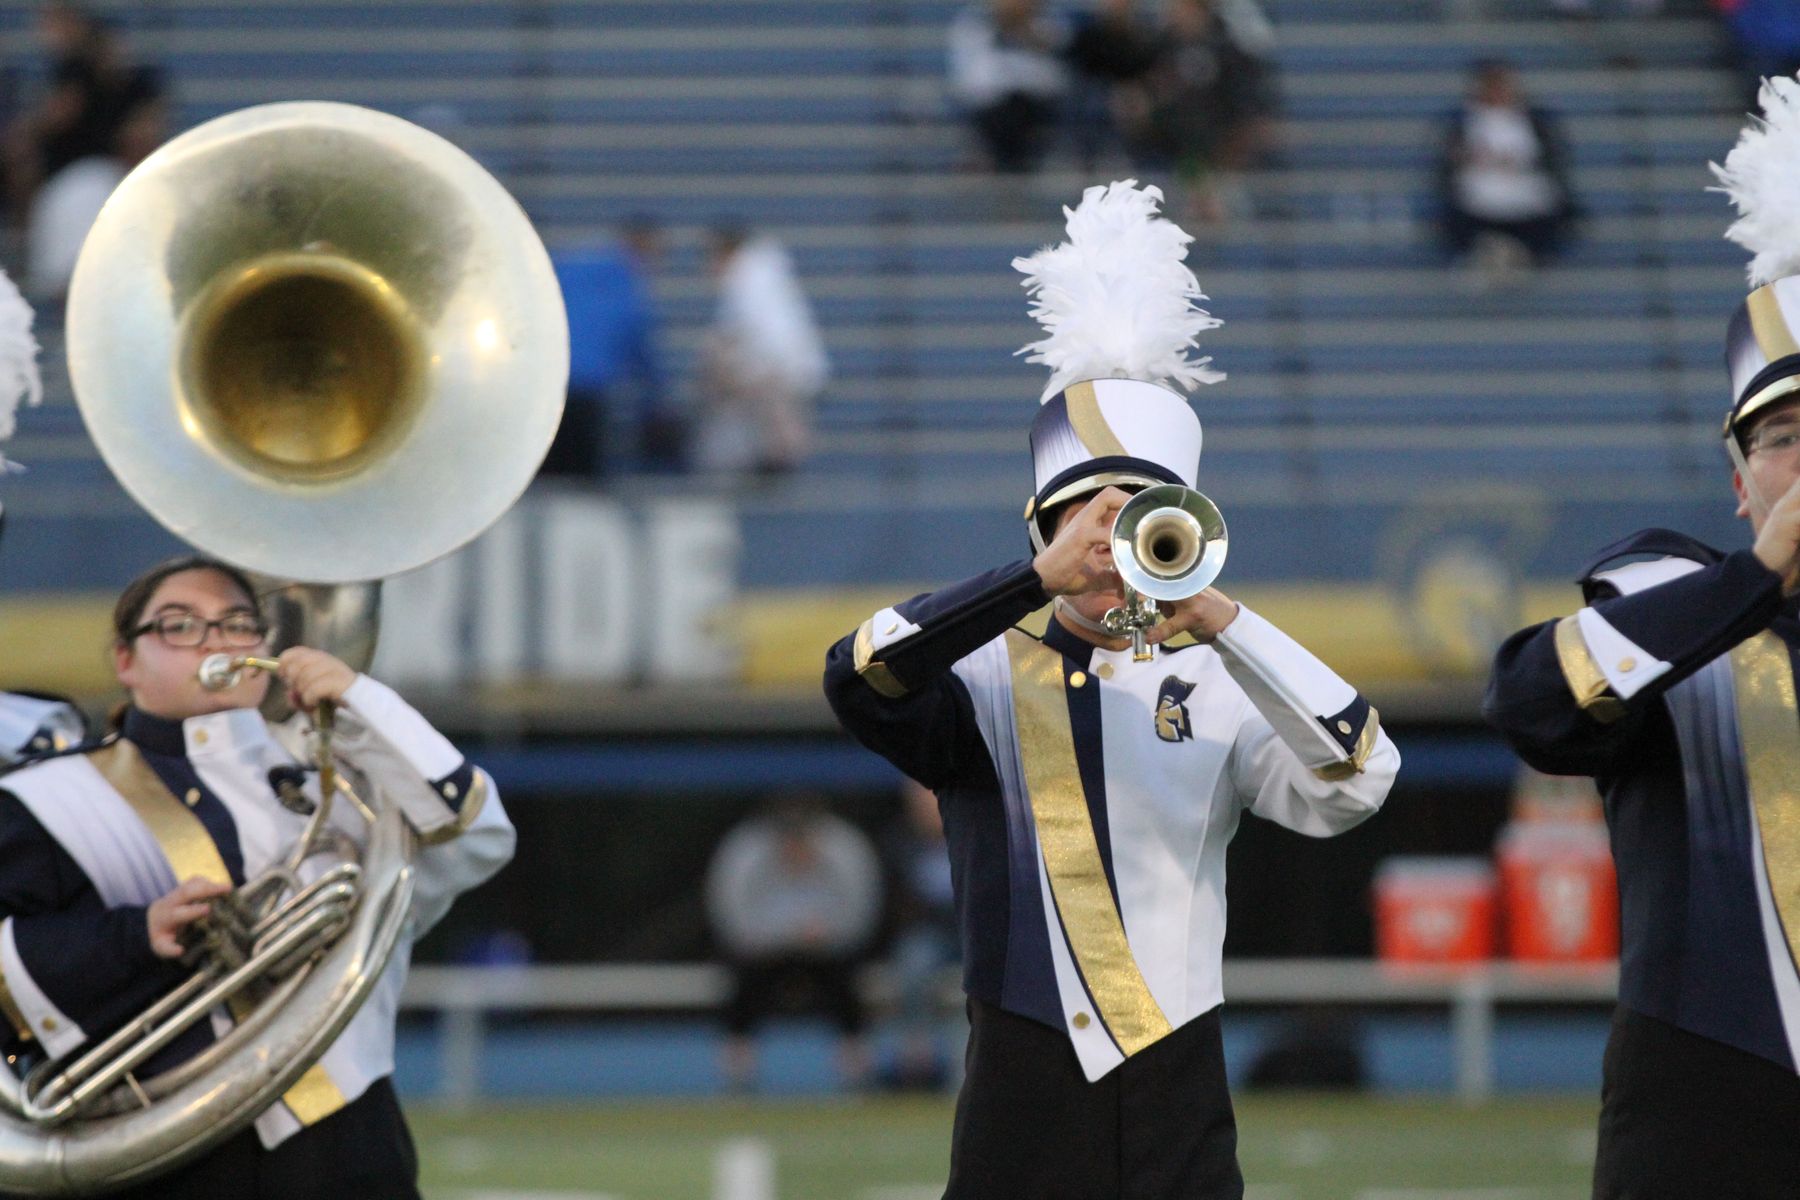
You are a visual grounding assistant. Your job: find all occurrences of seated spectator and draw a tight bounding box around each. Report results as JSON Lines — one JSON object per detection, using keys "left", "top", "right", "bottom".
{"left": 1437, "top": 60, "right": 1576, "bottom": 282}
{"left": 7, "top": 5, "right": 163, "bottom": 224}
{"left": 705, "top": 796, "right": 883, "bottom": 1092}
{"left": 947, "top": 0, "right": 1069, "bottom": 174}
{"left": 542, "top": 216, "right": 672, "bottom": 479}
{"left": 1119, "top": 0, "right": 1277, "bottom": 223}
{"left": 693, "top": 224, "right": 829, "bottom": 478}
{"left": 1062, "top": 0, "right": 1157, "bottom": 173}
{"left": 26, "top": 95, "right": 161, "bottom": 303}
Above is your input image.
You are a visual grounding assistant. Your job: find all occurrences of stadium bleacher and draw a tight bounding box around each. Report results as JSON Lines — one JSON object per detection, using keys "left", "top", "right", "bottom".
{"left": 0, "top": 0, "right": 1758, "bottom": 690}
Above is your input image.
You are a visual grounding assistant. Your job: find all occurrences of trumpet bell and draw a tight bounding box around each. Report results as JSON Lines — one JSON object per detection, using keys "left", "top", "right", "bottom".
{"left": 66, "top": 101, "right": 568, "bottom": 584}
{"left": 1112, "top": 484, "right": 1229, "bottom": 602}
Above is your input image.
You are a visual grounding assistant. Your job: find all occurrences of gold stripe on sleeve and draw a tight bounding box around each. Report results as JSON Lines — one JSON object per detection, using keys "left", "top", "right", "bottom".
{"left": 853, "top": 618, "right": 908, "bottom": 698}
{"left": 1005, "top": 630, "right": 1173, "bottom": 1056}
{"left": 1064, "top": 381, "right": 1129, "bottom": 459}
{"left": 1313, "top": 707, "right": 1381, "bottom": 782}
{"left": 1731, "top": 633, "right": 1800, "bottom": 979}
{"left": 1553, "top": 615, "right": 1627, "bottom": 724}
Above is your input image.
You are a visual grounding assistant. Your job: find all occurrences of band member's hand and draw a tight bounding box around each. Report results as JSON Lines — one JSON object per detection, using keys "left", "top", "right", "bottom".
{"left": 1753, "top": 476, "right": 1800, "bottom": 596}
{"left": 277, "top": 647, "right": 358, "bottom": 712}
{"left": 146, "top": 877, "right": 231, "bottom": 960}
{"left": 1033, "top": 487, "right": 1131, "bottom": 597}
{"left": 1143, "top": 588, "right": 1240, "bottom": 646}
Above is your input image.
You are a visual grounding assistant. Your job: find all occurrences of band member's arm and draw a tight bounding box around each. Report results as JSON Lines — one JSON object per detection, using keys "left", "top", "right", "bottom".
{"left": 331, "top": 675, "right": 515, "bottom": 935}
{"left": 823, "top": 561, "right": 1048, "bottom": 787}
{"left": 0, "top": 791, "right": 186, "bottom": 1058}
{"left": 0, "top": 691, "right": 87, "bottom": 766}
{"left": 1484, "top": 549, "right": 1782, "bottom": 775}
{"left": 1215, "top": 606, "right": 1399, "bottom": 836}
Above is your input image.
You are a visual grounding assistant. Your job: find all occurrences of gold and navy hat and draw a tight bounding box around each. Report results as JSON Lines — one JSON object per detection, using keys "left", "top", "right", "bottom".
{"left": 1025, "top": 377, "right": 1202, "bottom": 553}
{"left": 1725, "top": 276, "right": 1800, "bottom": 444}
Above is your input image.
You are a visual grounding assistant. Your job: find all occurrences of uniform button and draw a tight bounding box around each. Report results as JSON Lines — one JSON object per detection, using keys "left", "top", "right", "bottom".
{"left": 1072, "top": 1012, "right": 1091, "bottom": 1029}
{"left": 1095, "top": 662, "right": 1114, "bottom": 680}
{"left": 1337, "top": 720, "right": 1353, "bottom": 735}
{"left": 1068, "top": 671, "right": 1088, "bottom": 689}
{"left": 1618, "top": 657, "right": 1637, "bottom": 673}
{"left": 886, "top": 623, "right": 899, "bottom": 636}
{"left": 443, "top": 782, "right": 460, "bottom": 800}
{"left": 40, "top": 1017, "right": 56, "bottom": 1033}
{"left": 184, "top": 788, "right": 201, "bottom": 808}
{"left": 192, "top": 730, "right": 209, "bottom": 746}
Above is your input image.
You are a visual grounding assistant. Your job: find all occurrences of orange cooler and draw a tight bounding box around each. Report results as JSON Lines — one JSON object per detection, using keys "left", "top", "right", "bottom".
{"left": 1496, "top": 821, "right": 1618, "bottom": 961}
{"left": 1373, "top": 857, "right": 1499, "bottom": 963}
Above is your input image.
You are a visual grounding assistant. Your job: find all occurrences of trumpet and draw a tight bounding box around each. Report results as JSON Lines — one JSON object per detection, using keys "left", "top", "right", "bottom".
{"left": 1102, "top": 485, "right": 1230, "bottom": 662}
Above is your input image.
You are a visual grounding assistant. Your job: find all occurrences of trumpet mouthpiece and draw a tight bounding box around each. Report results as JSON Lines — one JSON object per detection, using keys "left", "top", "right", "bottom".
{"left": 197, "top": 654, "right": 242, "bottom": 691}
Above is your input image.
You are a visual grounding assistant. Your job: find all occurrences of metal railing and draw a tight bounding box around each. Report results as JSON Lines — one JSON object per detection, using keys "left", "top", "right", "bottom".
{"left": 400, "top": 958, "right": 1619, "bottom": 1106}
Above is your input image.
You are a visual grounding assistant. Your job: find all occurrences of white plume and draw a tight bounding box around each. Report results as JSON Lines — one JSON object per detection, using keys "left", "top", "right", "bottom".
{"left": 0, "top": 268, "right": 40, "bottom": 470}
{"left": 1712, "top": 75, "right": 1800, "bottom": 288}
{"left": 1013, "top": 180, "right": 1223, "bottom": 401}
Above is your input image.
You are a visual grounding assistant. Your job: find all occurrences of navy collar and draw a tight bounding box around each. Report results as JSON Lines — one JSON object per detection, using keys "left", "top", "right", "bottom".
{"left": 1041, "top": 611, "right": 1101, "bottom": 667}
{"left": 121, "top": 707, "right": 188, "bottom": 757}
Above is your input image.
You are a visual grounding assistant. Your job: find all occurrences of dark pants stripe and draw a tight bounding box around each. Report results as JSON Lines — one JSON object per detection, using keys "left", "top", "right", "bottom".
{"left": 1594, "top": 1006, "right": 1800, "bottom": 1200}
{"left": 944, "top": 998, "right": 1243, "bottom": 1200}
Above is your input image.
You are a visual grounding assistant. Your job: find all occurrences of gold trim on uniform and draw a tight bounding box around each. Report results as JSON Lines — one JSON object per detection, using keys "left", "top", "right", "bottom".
{"left": 1553, "top": 615, "right": 1627, "bottom": 724}
{"left": 90, "top": 740, "right": 348, "bottom": 1125}
{"left": 1312, "top": 706, "right": 1381, "bottom": 782}
{"left": 1731, "top": 633, "right": 1800, "bottom": 979}
{"left": 1064, "top": 381, "right": 1129, "bottom": 459}
{"left": 417, "top": 770, "right": 492, "bottom": 846}
{"left": 280, "top": 1062, "right": 349, "bottom": 1126}
{"left": 1005, "top": 630, "right": 1173, "bottom": 1056}
{"left": 853, "top": 618, "right": 908, "bottom": 699}
{"left": 0, "top": 954, "right": 34, "bottom": 1043}
{"left": 88, "top": 741, "right": 234, "bottom": 886}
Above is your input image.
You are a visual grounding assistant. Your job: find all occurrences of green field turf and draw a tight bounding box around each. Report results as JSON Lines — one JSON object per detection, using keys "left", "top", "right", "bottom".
{"left": 415, "top": 1093, "right": 1599, "bottom": 1200}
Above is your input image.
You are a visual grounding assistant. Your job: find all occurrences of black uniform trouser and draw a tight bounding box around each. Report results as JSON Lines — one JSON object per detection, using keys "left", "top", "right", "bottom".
{"left": 1594, "top": 1006, "right": 1800, "bottom": 1200}
{"left": 89, "top": 1077, "right": 419, "bottom": 1200}
{"left": 944, "top": 999, "right": 1243, "bottom": 1200}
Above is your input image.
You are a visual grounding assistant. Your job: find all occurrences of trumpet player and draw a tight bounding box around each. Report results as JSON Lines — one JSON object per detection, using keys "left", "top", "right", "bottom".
{"left": 822, "top": 182, "right": 1398, "bottom": 1199}
{"left": 0, "top": 555, "right": 514, "bottom": 1199}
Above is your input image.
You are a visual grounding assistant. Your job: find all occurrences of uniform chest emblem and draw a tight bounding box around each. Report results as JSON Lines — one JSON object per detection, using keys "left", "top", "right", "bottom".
{"left": 1154, "top": 676, "right": 1196, "bottom": 743}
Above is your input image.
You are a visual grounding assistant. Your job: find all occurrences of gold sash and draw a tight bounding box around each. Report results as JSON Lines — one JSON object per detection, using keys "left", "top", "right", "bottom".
{"left": 89, "top": 741, "right": 347, "bottom": 1125}
{"left": 1730, "top": 635, "right": 1800, "bottom": 977}
{"left": 1005, "top": 630, "right": 1173, "bottom": 1055}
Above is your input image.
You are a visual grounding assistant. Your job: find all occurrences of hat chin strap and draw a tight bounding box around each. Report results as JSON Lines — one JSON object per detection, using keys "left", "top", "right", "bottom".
{"left": 1727, "top": 434, "right": 1772, "bottom": 527}
{"left": 1054, "top": 597, "right": 1125, "bottom": 640}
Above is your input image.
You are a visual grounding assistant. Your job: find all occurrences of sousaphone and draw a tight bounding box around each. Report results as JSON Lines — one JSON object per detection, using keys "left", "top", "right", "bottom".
{"left": 0, "top": 101, "right": 566, "bottom": 1194}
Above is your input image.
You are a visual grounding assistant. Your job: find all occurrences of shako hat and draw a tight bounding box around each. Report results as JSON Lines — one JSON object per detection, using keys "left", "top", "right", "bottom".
{"left": 1013, "top": 181, "right": 1224, "bottom": 552}
{"left": 1713, "top": 76, "right": 1800, "bottom": 444}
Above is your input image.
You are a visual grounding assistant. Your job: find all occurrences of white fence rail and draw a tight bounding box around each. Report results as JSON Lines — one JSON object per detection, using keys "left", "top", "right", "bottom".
{"left": 400, "top": 959, "right": 1619, "bottom": 1106}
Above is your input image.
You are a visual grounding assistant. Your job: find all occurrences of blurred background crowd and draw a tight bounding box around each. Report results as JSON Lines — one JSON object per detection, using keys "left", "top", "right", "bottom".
{"left": 0, "top": 0, "right": 1786, "bottom": 1194}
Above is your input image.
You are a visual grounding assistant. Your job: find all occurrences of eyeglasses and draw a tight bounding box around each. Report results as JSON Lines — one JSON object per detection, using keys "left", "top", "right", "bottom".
{"left": 1747, "top": 423, "right": 1800, "bottom": 457}
{"left": 130, "top": 611, "right": 268, "bottom": 648}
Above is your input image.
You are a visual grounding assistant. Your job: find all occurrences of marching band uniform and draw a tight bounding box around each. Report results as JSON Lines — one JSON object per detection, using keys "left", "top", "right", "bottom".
{"left": 1485, "top": 111, "right": 1800, "bottom": 1193}
{"left": 825, "top": 375, "right": 1398, "bottom": 1198}
{"left": 0, "top": 692, "right": 85, "bottom": 768}
{"left": 0, "top": 674, "right": 513, "bottom": 1199}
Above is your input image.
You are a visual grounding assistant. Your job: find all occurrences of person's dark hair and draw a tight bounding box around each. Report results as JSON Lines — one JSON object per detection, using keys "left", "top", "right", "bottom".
{"left": 112, "top": 555, "right": 261, "bottom": 645}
